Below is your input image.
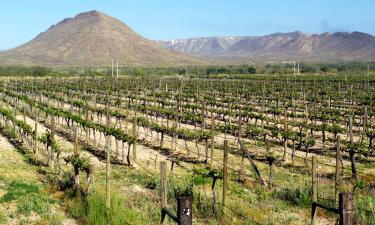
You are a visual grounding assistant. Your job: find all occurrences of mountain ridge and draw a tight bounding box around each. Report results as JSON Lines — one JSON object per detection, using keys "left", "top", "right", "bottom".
{"left": 157, "top": 31, "right": 375, "bottom": 62}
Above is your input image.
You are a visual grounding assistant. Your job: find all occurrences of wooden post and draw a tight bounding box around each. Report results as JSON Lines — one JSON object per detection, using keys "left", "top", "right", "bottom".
{"left": 335, "top": 135, "right": 341, "bottom": 205}
{"left": 50, "top": 116, "right": 55, "bottom": 168}
{"left": 13, "top": 99, "right": 17, "bottom": 125}
{"left": 311, "top": 156, "right": 317, "bottom": 225}
{"left": 23, "top": 106, "right": 26, "bottom": 124}
{"left": 85, "top": 108, "right": 89, "bottom": 145}
{"left": 363, "top": 107, "right": 368, "bottom": 139}
{"left": 133, "top": 113, "right": 137, "bottom": 160}
{"left": 349, "top": 117, "right": 353, "bottom": 144}
{"left": 105, "top": 106, "right": 111, "bottom": 209}
{"left": 222, "top": 140, "right": 229, "bottom": 223}
{"left": 210, "top": 111, "right": 215, "bottom": 168}
{"left": 74, "top": 126, "right": 80, "bottom": 157}
{"left": 284, "top": 108, "right": 288, "bottom": 130}
{"left": 339, "top": 193, "right": 355, "bottom": 225}
{"left": 34, "top": 113, "right": 38, "bottom": 154}
{"left": 283, "top": 110, "right": 288, "bottom": 161}
{"left": 177, "top": 197, "right": 193, "bottom": 225}
{"left": 161, "top": 161, "right": 167, "bottom": 224}
{"left": 51, "top": 116, "right": 55, "bottom": 140}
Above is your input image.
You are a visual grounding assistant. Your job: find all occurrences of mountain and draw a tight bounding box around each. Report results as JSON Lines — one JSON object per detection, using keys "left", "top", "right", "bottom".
{"left": 0, "top": 10, "right": 205, "bottom": 67}
{"left": 157, "top": 31, "right": 375, "bottom": 62}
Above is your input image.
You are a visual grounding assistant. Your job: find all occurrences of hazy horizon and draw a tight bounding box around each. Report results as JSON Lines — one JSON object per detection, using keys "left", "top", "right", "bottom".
{"left": 1, "top": 0, "right": 374, "bottom": 50}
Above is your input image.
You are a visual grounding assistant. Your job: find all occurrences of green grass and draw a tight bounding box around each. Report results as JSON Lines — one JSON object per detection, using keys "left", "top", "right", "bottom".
{"left": 0, "top": 181, "right": 54, "bottom": 216}
{"left": 16, "top": 192, "right": 54, "bottom": 216}
{"left": 67, "top": 186, "right": 157, "bottom": 225}
{"left": 356, "top": 194, "right": 375, "bottom": 225}
{"left": 0, "top": 181, "right": 39, "bottom": 202}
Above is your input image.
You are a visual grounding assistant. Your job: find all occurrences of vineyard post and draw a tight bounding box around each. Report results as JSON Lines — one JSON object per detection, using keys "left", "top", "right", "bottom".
{"left": 50, "top": 116, "right": 55, "bottom": 169}
{"left": 85, "top": 107, "right": 89, "bottom": 145}
{"left": 13, "top": 99, "right": 17, "bottom": 132}
{"left": 133, "top": 112, "right": 137, "bottom": 160}
{"left": 210, "top": 111, "right": 215, "bottom": 168}
{"left": 201, "top": 98, "right": 206, "bottom": 131}
{"left": 328, "top": 97, "right": 331, "bottom": 111}
{"left": 349, "top": 117, "right": 353, "bottom": 144}
{"left": 74, "top": 126, "right": 80, "bottom": 156}
{"left": 176, "top": 197, "right": 193, "bottom": 225}
{"left": 34, "top": 112, "right": 38, "bottom": 154}
{"left": 237, "top": 110, "right": 242, "bottom": 146}
{"left": 13, "top": 97, "right": 17, "bottom": 118}
{"left": 73, "top": 126, "right": 81, "bottom": 190}
{"left": 283, "top": 109, "right": 288, "bottom": 161}
{"left": 363, "top": 107, "right": 367, "bottom": 140}
{"left": 284, "top": 108, "right": 288, "bottom": 130}
{"left": 222, "top": 140, "right": 229, "bottom": 224}
{"left": 23, "top": 106, "right": 26, "bottom": 124}
{"left": 105, "top": 102, "right": 111, "bottom": 209}
{"left": 311, "top": 156, "right": 317, "bottom": 225}
{"left": 335, "top": 135, "right": 341, "bottom": 205}
{"left": 238, "top": 112, "right": 244, "bottom": 182}
{"left": 161, "top": 161, "right": 168, "bottom": 225}
{"left": 339, "top": 193, "right": 355, "bottom": 225}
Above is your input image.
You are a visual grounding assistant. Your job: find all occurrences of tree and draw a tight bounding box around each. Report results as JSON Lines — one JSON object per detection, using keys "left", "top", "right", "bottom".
{"left": 248, "top": 66, "right": 256, "bottom": 74}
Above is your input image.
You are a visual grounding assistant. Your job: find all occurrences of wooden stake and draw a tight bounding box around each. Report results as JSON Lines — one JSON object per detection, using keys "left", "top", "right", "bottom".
{"left": 177, "top": 197, "right": 193, "bottom": 225}
{"left": 349, "top": 117, "right": 353, "bottom": 144}
{"left": 133, "top": 112, "right": 137, "bottom": 160}
{"left": 34, "top": 113, "right": 38, "bottom": 154}
{"left": 74, "top": 126, "right": 80, "bottom": 157}
{"left": 210, "top": 111, "right": 215, "bottom": 168}
{"left": 335, "top": 135, "right": 341, "bottom": 205}
{"left": 311, "top": 156, "right": 317, "bottom": 225}
{"left": 161, "top": 161, "right": 167, "bottom": 224}
{"left": 105, "top": 101, "right": 111, "bottom": 209}
{"left": 339, "top": 193, "right": 355, "bottom": 225}
{"left": 222, "top": 140, "right": 229, "bottom": 223}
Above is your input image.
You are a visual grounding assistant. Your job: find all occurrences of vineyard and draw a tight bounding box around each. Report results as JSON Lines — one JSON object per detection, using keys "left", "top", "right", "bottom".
{"left": 0, "top": 73, "right": 374, "bottom": 225}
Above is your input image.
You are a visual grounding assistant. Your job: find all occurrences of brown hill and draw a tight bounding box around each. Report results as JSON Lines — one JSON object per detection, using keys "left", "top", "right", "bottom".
{"left": 0, "top": 10, "right": 205, "bottom": 67}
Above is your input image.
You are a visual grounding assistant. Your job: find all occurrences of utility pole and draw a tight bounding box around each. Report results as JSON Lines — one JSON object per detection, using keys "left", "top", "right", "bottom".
{"left": 293, "top": 60, "right": 296, "bottom": 75}
{"left": 111, "top": 59, "right": 114, "bottom": 78}
{"left": 297, "top": 60, "right": 300, "bottom": 75}
{"left": 368, "top": 64, "right": 370, "bottom": 76}
{"left": 116, "top": 60, "right": 119, "bottom": 78}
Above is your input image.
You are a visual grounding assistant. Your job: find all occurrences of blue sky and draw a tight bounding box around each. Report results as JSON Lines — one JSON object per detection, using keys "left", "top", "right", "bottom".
{"left": 0, "top": 0, "right": 374, "bottom": 49}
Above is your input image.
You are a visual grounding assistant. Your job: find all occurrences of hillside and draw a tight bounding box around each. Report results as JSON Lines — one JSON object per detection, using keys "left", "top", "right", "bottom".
{"left": 0, "top": 10, "right": 205, "bottom": 67}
